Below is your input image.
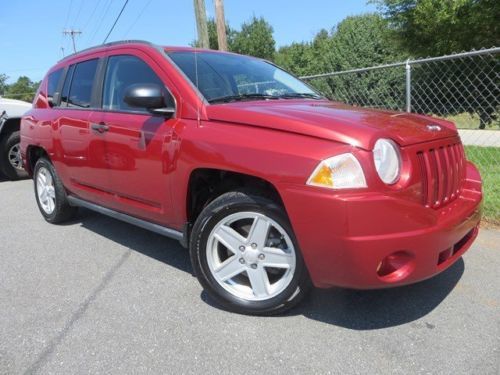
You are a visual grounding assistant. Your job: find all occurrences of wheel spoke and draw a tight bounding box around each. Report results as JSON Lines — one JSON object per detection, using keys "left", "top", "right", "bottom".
{"left": 248, "top": 216, "right": 270, "bottom": 248}
{"left": 247, "top": 268, "right": 270, "bottom": 298}
{"left": 45, "top": 172, "right": 53, "bottom": 186}
{"left": 214, "top": 256, "right": 245, "bottom": 281}
{"left": 214, "top": 225, "right": 246, "bottom": 254}
{"left": 47, "top": 197, "right": 54, "bottom": 213}
{"left": 261, "top": 247, "right": 293, "bottom": 269}
{"left": 47, "top": 186, "right": 56, "bottom": 199}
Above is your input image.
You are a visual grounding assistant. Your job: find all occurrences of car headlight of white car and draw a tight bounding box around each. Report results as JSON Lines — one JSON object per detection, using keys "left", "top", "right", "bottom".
{"left": 307, "top": 153, "right": 367, "bottom": 189}
{"left": 373, "top": 139, "right": 401, "bottom": 185}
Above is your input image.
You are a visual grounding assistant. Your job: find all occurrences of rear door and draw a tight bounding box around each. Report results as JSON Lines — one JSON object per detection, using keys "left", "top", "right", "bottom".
{"left": 56, "top": 57, "right": 113, "bottom": 202}
{"left": 99, "top": 51, "right": 179, "bottom": 224}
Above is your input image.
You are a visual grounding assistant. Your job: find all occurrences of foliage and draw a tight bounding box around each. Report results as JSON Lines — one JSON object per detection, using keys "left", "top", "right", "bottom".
{"left": 0, "top": 74, "right": 8, "bottom": 96}
{"left": 192, "top": 18, "right": 237, "bottom": 50}
{"left": 277, "top": 14, "right": 404, "bottom": 104}
{"left": 4, "top": 76, "right": 39, "bottom": 102}
{"left": 372, "top": 0, "right": 500, "bottom": 56}
{"left": 465, "top": 146, "right": 500, "bottom": 224}
{"left": 372, "top": 0, "right": 500, "bottom": 127}
{"left": 231, "top": 17, "right": 276, "bottom": 60}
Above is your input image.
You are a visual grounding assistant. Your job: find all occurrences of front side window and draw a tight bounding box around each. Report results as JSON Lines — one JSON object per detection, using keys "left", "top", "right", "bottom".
{"left": 66, "top": 59, "right": 98, "bottom": 108}
{"left": 168, "top": 51, "right": 321, "bottom": 103}
{"left": 102, "top": 55, "right": 169, "bottom": 113}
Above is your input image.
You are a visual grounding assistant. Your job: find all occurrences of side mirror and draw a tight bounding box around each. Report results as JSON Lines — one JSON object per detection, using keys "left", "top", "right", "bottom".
{"left": 48, "top": 92, "right": 61, "bottom": 108}
{"left": 123, "top": 83, "right": 175, "bottom": 117}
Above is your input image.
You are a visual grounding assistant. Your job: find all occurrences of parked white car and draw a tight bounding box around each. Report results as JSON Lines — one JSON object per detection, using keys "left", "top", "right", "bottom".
{"left": 0, "top": 98, "right": 32, "bottom": 179}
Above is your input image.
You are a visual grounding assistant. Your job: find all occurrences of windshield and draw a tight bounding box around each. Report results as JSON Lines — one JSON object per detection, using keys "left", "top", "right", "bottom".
{"left": 167, "top": 51, "right": 321, "bottom": 103}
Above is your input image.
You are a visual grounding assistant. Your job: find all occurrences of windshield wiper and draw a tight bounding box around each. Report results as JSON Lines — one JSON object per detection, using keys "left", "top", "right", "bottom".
{"left": 208, "top": 93, "right": 280, "bottom": 104}
{"left": 277, "top": 93, "right": 324, "bottom": 100}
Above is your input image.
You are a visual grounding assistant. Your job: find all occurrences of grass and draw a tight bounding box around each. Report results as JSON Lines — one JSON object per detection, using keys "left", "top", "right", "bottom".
{"left": 444, "top": 112, "right": 500, "bottom": 130}
{"left": 464, "top": 146, "right": 500, "bottom": 225}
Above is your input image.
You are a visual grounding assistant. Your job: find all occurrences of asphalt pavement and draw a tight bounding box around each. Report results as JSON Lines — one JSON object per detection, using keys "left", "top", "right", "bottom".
{"left": 0, "top": 178, "right": 499, "bottom": 374}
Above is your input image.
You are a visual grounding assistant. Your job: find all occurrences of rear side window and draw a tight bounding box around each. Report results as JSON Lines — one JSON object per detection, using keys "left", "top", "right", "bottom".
{"left": 47, "top": 68, "right": 63, "bottom": 102}
{"left": 60, "top": 65, "right": 75, "bottom": 107}
{"left": 66, "top": 59, "right": 98, "bottom": 108}
{"left": 102, "top": 55, "right": 170, "bottom": 113}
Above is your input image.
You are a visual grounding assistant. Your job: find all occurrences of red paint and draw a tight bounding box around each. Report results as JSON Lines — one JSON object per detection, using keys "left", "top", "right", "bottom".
{"left": 20, "top": 43, "right": 482, "bottom": 289}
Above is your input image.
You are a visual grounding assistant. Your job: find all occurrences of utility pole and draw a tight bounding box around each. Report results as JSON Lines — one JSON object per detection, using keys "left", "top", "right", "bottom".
{"left": 193, "top": 0, "right": 209, "bottom": 49}
{"left": 63, "top": 29, "right": 82, "bottom": 53}
{"left": 214, "top": 0, "right": 227, "bottom": 51}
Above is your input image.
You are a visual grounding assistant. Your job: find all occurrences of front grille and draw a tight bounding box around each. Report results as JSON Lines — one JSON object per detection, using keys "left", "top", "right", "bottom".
{"left": 416, "top": 142, "right": 465, "bottom": 208}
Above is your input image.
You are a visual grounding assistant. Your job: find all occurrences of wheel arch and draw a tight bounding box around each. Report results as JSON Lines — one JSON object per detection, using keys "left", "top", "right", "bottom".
{"left": 186, "top": 168, "right": 285, "bottom": 227}
{"left": 0, "top": 117, "right": 21, "bottom": 138}
{"left": 25, "top": 145, "right": 50, "bottom": 177}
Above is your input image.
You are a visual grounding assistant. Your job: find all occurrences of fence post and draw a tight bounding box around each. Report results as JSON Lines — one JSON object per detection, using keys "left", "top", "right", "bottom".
{"left": 405, "top": 59, "right": 411, "bottom": 112}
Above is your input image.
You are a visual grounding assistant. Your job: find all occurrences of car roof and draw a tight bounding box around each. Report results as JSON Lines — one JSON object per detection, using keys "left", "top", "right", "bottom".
{"left": 59, "top": 40, "right": 236, "bottom": 62}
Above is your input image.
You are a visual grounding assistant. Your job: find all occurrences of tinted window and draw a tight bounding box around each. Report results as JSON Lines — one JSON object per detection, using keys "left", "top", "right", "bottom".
{"left": 60, "top": 65, "right": 75, "bottom": 107}
{"left": 67, "top": 59, "right": 98, "bottom": 108}
{"left": 47, "top": 68, "right": 63, "bottom": 101}
{"left": 103, "top": 55, "right": 170, "bottom": 113}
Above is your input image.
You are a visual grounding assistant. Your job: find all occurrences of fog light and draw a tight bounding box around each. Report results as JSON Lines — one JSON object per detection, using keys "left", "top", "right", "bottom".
{"left": 377, "top": 251, "right": 415, "bottom": 282}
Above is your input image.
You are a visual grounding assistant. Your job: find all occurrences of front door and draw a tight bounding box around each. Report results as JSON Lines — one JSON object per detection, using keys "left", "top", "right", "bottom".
{"left": 100, "top": 53, "right": 178, "bottom": 224}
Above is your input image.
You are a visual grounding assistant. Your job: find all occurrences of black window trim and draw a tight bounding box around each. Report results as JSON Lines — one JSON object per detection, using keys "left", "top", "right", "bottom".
{"left": 47, "top": 67, "right": 66, "bottom": 106}
{"left": 56, "top": 57, "right": 101, "bottom": 111}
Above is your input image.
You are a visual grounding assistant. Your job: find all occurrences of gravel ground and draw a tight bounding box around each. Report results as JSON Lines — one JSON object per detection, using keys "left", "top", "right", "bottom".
{"left": 0, "top": 178, "right": 499, "bottom": 375}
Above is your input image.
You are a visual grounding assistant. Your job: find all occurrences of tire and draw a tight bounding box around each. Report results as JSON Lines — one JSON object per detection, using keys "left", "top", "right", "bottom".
{"left": 33, "top": 157, "right": 77, "bottom": 223}
{"left": 190, "top": 191, "right": 311, "bottom": 315}
{"left": 0, "top": 130, "right": 28, "bottom": 180}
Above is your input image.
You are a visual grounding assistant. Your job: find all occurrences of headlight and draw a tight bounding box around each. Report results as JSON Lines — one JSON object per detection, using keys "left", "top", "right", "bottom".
{"left": 373, "top": 139, "right": 401, "bottom": 184}
{"left": 307, "top": 153, "right": 367, "bottom": 189}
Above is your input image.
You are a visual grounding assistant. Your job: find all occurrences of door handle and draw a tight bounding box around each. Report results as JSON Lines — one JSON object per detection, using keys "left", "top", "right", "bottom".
{"left": 91, "top": 122, "right": 109, "bottom": 133}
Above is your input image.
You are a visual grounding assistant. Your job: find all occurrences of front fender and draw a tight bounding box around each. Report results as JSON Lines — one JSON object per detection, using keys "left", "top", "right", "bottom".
{"left": 168, "top": 120, "right": 353, "bottom": 228}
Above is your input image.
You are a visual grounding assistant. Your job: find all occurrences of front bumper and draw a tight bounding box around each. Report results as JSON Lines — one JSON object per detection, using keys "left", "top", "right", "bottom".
{"left": 280, "top": 161, "right": 482, "bottom": 289}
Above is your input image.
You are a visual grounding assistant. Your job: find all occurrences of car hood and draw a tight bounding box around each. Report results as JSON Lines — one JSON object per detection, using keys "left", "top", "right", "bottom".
{"left": 205, "top": 100, "right": 458, "bottom": 150}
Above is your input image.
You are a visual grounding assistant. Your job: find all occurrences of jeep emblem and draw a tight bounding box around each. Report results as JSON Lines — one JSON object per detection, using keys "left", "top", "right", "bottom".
{"left": 426, "top": 124, "right": 442, "bottom": 132}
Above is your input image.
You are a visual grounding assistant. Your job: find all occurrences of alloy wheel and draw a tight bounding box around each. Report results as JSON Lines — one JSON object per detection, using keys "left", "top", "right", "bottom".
{"left": 8, "top": 143, "right": 23, "bottom": 170}
{"left": 36, "top": 167, "right": 56, "bottom": 214}
{"left": 206, "top": 211, "right": 296, "bottom": 301}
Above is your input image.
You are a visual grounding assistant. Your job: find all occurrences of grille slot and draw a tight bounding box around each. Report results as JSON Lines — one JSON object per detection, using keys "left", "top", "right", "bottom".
{"left": 417, "top": 143, "right": 465, "bottom": 208}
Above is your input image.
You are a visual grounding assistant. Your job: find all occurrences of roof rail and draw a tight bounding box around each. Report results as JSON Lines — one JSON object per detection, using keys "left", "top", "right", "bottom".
{"left": 59, "top": 40, "right": 154, "bottom": 62}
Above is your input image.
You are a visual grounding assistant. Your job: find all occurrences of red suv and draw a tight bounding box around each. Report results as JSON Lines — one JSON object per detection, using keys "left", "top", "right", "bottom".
{"left": 21, "top": 41, "right": 482, "bottom": 315}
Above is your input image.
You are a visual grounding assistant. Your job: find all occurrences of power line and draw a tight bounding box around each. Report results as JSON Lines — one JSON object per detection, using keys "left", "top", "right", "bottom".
{"left": 103, "top": 0, "right": 130, "bottom": 44}
{"left": 88, "top": 0, "right": 114, "bottom": 45}
{"left": 81, "top": 0, "right": 104, "bottom": 31}
{"left": 74, "top": 0, "right": 86, "bottom": 26}
{"left": 122, "top": 0, "right": 154, "bottom": 38}
{"left": 63, "top": 0, "right": 74, "bottom": 29}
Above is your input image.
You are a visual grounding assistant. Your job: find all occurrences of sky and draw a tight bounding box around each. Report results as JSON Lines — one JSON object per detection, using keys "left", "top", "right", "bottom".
{"left": 0, "top": 0, "right": 376, "bottom": 84}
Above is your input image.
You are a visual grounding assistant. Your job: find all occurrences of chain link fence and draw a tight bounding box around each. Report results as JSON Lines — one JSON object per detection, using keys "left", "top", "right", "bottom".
{"left": 301, "top": 47, "right": 500, "bottom": 224}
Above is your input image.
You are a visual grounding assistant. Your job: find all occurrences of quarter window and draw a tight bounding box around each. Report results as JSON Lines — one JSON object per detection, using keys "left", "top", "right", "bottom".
{"left": 47, "top": 68, "right": 63, "bottom": 104}
{"left": 102, "top": 55, "right": 171, "bottom": 113}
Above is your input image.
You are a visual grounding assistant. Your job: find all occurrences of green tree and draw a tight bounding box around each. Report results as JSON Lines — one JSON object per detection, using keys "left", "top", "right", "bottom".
{"left": 231, "top": 16, "right": 276, "bottom": 60}
{"left": 372, "top": 0, "right": 500, "bottom": 56}
{"left": 207, "top": 18, "right": 237, "bottom": 50}
{"left": 4, "top": 76, "right": 39, "bottom": 102}
{"left": 286, "top": 14, "right": 403, "bottom": 106}
{"left": 373, "top": 0, "right": 500, "bottom": 128}
{"left": 192, "top": 18, "right": 236, "bottom": 50}
{"left": 274, "top": 42, "right": 315, "bottom": 76}
{"left": 0, "top": 74, "right": 8, "bottom": 96}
